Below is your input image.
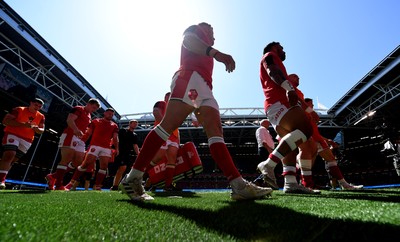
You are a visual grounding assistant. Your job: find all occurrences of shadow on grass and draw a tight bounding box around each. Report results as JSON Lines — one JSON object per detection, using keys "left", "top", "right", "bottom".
{"left": 151, "top": 191, "right": 200, "bottom": 198}
{"left": 318, "top": 189, "right": 400, "bottom": 203}
{"left": 124, "top": 196, "right": 399, "bottom": 241}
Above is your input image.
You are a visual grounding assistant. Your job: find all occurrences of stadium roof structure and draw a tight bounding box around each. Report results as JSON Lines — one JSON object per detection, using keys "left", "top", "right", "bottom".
{"left": 0, "top": 1, "right": 119, "bottom": 126}
{"left": 327, "top": 45, "right": 400, "bottom": 129}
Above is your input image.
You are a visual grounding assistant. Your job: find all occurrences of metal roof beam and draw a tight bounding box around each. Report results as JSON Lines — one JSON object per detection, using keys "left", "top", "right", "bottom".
{"left": 333, "top": 55, "right": 400, "bottom": 117}
{"left": 344, "top": 77, "right": 400, "bottom": 126}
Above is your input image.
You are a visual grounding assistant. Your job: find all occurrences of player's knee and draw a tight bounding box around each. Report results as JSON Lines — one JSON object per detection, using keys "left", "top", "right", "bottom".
{"left": 281, "top": 129, "right": 307, "bottom": 151}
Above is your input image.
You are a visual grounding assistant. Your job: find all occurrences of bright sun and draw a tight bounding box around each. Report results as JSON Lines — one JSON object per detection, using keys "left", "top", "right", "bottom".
{"left": 114, "top": 1, "right": 195, "bottom": 58}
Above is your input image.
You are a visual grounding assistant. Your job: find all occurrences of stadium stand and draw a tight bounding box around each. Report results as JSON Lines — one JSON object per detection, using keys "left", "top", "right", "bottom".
{"left": 1, "top": 1, "right": 399, "bottom": 189}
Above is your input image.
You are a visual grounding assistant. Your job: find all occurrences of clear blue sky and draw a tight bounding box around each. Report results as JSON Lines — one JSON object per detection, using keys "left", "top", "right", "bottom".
{"left": 5, "top": 0, "right": 400, "bottom": 115}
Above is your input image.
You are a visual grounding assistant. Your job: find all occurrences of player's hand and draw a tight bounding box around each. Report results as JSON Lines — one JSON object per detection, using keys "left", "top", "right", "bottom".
{"left": 23, "top": 122, "right": 33, "bottom": 128}
{"left": 327, "top": 139, "right": 339, "bottom": 148}
{"left": 287, "top": 90, "right": 298, "bottom": 107}
{"left": 74, "top": 129, "right": 83, "bottom": 138}
{"left": 214, "top": 52, "right": 236, "bottom": 73}
{"left": 30, "top": 123, "right": 38, "bottom": 128}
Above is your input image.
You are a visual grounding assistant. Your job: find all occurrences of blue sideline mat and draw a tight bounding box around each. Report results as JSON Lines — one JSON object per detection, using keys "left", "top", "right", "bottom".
{"left": 4, "top": 179, "right": 400, "bottom": 192}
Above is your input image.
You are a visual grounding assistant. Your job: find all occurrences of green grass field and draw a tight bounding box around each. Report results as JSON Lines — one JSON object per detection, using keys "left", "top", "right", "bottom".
{"left": 0, "top": 188, "right": 399, "bottom": 242}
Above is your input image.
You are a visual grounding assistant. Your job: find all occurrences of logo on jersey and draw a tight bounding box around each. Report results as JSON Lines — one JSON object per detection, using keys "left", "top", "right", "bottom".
{"left": 91, "top": 147, "right": 96, "bottom": 152}
{"left": 8, "top": 138, "right": 15, "bottom": 143}
{"left": 188, "top": 89, "right": 198, "bottom": 100}
{"left": 72, "top": 141, "right": 77, "bottom": 147}
{"left": 274, "top": 107, "right": 285, "bottom": 121}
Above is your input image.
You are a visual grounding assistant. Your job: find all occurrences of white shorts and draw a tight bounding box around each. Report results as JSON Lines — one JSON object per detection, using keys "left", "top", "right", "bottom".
{"left": 161, "top": 139, "right": 180, "bottom": 150}
{"left": 170, "top": 70, "right": 219, "bottom": 110}
{"left": 58, "top": 133, "right": 86, "bottom": 153}
{"left": 2, "top": 134, "right": 31, "bottom": 154}
{"left": 86, "top": 145, "right": 112, "bottom": 158}
{"left": 266, "top": 102, "right": 290, "bottom": 129}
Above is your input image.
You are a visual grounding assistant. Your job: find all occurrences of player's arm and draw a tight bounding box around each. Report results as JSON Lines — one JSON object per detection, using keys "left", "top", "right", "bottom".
{"left": 81, "top": 124, "right": 93, "bottom": 143}
{"left": 132, "top": 133, "right": 140, "bottom": 155}
{"left": 264, "top": 56, "right": 287, "bottom": 86}
{"left": 2, "top": 113, "right": 31, "bottom": 128}
{"left": 264, "top": 56, "right": 298, "bottom": 106}
{"left": 263, "top": 141, "right": 274, "bottom": 154}
{"left": 182, "top": 27, "right": 235, "bottom": 72}
{"left": 2, "top": 109, "right": 31, "bottom": 128}
{"left": 182, "top": 30, "right": 212, "bottom": 56}
{"left": 262, "top": 131, "right": 275, "bottom": 153}
{"left": 32, "top": 117, "right": 45, "bottom": 134}
{"left": 66, "top": 113, "right": 83, "bottom": 137}
{"left": 133, "top": 144, "right": 140, "bottom": 155}
{"left": 112, "top": 132, "right": 119, "bottom": 156}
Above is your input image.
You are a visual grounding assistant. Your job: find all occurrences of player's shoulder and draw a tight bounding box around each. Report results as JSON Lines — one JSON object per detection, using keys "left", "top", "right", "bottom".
{"left": 92, "top": 118, "right": 101, "bottom": 123}
{"left": 13, "top": 106, "right": 24, "bottom": 112}
{"left": 71, "top": 105, "right": 85, "bottom": 114}
{"left": 73, "top": 105, "right": 84, "bottom": 110}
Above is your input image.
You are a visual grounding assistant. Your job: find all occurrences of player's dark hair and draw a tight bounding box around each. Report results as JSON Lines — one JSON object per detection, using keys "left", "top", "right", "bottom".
{"left": 198, "top": 22, "right": 211, "bottom": 28}
{"left": 263, "top": 42, "right": 280, "bottom": 55}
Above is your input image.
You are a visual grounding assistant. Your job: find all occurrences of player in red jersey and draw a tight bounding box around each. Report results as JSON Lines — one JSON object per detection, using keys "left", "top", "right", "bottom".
{"left": 66, "top": 108, "right": 119, "bottom": 190}
{"left": 287, "top": 74, "right": 320, "bottom": 191}
{"left": 144, "top": 92, "right": 182, "bottom": 191}
{"left": 302, "top": 98, "right": 363, "bottom": 190}
{"left": 120, "top": 22, "right": 272, "bottom": 201}
{"left": 0, "top": 98, "right": 45, "bottom": 189}
{"left": 256, "top": 42, "right": 321, "bottom": 194}
{"left": 284, "top": 74, "right": 363, "bottom": 190}
{"left": 45, "top": 98, "right": 100, "bottom": 190}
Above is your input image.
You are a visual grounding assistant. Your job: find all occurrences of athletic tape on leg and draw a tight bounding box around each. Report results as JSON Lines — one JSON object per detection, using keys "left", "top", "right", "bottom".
{"left": 282, "top": 129, "right": 307, "bottom": 151}
{"left": 299, "top": 159, "right": 312, "bottom": 170}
